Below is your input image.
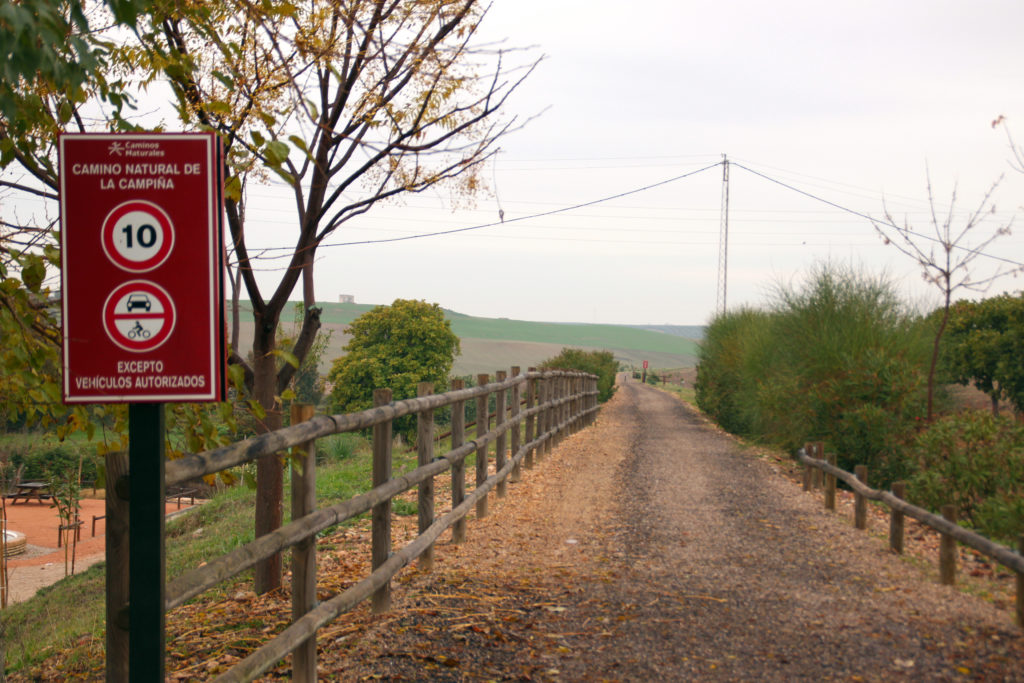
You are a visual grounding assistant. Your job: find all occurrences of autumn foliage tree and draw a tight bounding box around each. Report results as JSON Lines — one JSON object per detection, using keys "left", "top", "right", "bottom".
{"left": 0, "top": 0, "right": 536, "bottom": 593}
{"left": 130, "top": 0, "right": 534, "bottom": 592}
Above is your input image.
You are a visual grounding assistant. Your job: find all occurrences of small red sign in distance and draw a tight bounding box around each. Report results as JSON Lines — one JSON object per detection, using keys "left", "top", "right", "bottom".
{"left": 60, "top": 133, "right": 225, "bottom": 403}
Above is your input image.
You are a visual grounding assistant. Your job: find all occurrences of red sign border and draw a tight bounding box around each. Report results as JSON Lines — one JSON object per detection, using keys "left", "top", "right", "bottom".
{"left": 59, "top": 132, "right": 225, "bottom": 404}
{"left": 101, "top": 199, "right": 176, "bottom": 273}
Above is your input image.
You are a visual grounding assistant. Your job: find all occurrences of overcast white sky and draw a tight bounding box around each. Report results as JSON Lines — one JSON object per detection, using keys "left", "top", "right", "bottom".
{"left": 244, "top": 0, "right": 1024, "bottom": 325}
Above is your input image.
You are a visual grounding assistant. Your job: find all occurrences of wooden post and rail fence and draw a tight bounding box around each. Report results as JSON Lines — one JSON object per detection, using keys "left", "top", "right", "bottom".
{"left": 102, "top": 368, "right": 599, "bottom": 682}
{"left": 798, "top": 442, "right": 1024, "bottom": 630}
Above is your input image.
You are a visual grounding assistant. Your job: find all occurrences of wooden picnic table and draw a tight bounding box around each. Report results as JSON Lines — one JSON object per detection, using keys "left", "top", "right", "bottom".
{"left": 5, "top": 481, "right": 52, "bottom": 504}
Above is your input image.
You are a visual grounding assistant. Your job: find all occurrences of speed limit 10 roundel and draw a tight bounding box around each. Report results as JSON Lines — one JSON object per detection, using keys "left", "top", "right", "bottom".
{"left": 101, "top": 199, "right": 175, "bottom": 272}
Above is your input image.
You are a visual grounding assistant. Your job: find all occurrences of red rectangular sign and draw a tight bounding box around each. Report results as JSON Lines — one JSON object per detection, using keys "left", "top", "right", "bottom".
{"left": 59, "top": 133, "right": 225, "bottom": 403}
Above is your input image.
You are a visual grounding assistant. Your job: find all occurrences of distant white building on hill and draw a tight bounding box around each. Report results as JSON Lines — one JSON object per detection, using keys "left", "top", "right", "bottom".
{"left": 338, "top": 294, "right": 355, "bottom": 304}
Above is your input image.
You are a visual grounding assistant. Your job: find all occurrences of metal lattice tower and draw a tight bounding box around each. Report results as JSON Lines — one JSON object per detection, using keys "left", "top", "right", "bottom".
{"left": 716, "top": 155, "right": 730, "bottom": 316}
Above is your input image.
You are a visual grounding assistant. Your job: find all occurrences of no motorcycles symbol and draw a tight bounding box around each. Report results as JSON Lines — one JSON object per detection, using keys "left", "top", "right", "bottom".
{"left": 102, "top": 280, "right": 176, "bottom": 352}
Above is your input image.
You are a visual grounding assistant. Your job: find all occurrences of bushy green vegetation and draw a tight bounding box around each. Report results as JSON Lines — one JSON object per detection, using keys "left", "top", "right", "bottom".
{"left": 695, "top": 262, "right": 1024, "bottom": 542}
{"left": 696, "top": 264, "right": 933, "bottom": 483}
{"left": 906, "top": 410, "right": 1024, "bottom": 543}
{"left": 943, "top": 294, "right": 1024, "bottom": 415}
{"left": 328, "top": 299, "right": 460, "bottom": 439}
{"left": 540, "top": 348, "right": 619, "bottom": 402}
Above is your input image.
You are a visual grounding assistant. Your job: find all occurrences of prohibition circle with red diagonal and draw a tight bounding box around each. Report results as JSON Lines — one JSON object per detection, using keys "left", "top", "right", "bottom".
{"left": 101, "top": 200, "right": 175, "bottom": 272}
{"left": 103, "top": 280, "right": 176, "bottom": 352}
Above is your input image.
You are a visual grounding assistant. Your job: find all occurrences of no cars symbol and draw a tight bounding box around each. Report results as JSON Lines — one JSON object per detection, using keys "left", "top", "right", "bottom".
{"left": 102, "top": 280, "right": 176, "bottom": 352}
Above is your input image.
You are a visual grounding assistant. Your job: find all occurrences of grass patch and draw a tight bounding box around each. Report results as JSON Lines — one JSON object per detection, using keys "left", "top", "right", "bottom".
{"left": 0, "top": 433, "right": 441, "bottom": 676}
{"left": 656, "top": 382, "right": 696, "bottom": 405}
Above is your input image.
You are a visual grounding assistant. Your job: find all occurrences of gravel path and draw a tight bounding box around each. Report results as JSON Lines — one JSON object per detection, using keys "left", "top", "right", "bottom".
{"left": 326, "top": 378, "right": 1024, "bottom": 681}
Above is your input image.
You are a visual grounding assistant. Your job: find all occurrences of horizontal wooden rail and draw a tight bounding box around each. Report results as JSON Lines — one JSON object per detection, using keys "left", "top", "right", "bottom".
{"left": 166, "top": 371, "right": 593, "bottom": 487}
{"left": 797, "top": 448, "right": 1024, "bottom": 576}
{"left": 212, "top": 420, "right": 557, "bottom": 682}
{"left": 150, "top": 369, "right": 600, "bottom": 682}
{"left": 165, "top": 381, "right": 597, "bottom": 609}
{"left": 169, "top": 411, "right": 530, "bottom": 609}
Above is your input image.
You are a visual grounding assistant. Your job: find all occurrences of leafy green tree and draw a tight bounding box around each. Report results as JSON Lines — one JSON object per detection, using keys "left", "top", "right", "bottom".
{"left": 944, "top": 294, "right": 1024, "bottom": 415}
{"left": 328, "top": 300, "right": 460, "bottom": 437}
{"left": 540, "top": 348, "right": 619, "bottom": 402}
{"left": 0, "top": 0, "right": 149, "bottom": 129}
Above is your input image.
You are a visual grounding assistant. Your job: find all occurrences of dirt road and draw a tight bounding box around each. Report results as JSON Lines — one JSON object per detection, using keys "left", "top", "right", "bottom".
{"left": 306, "top": 379, "right": 1024, "bottom": 680}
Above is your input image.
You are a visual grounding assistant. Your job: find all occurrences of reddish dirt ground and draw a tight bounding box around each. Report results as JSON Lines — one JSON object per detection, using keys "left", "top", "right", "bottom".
{"left": 5, "top": 497, "right": 109, "bottom": 568}
{"left": 2, "top": 496, "right": 192, "bottom": 604}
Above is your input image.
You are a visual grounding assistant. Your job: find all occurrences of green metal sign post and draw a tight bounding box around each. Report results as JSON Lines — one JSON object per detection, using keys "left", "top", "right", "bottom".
{"left": 60, "top": 133, "right": 225, "bottom": 680}
{"left": 128, "top": 403, "right": 166, "bottom": 680}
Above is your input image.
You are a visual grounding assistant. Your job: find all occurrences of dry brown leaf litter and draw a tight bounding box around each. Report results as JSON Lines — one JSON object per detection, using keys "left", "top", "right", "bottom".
{"left": 7, "top": 380, "right": 1024, "bottom": 681}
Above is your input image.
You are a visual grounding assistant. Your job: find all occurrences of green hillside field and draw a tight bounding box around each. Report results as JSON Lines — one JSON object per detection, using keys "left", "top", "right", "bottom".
{"left": 233, "top": 301, "right": 701, "bottom": 376}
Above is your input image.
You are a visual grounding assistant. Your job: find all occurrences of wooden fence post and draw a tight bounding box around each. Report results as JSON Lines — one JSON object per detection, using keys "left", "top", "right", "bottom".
{"left": 890, "top": 481, "right": 906, "bottom": 554}
{"left": 854, "top": 465, "right": 867, "bottom": 530}
{"left": 548, "top": 374, "right": 558, "bottom": 449}
{"left": 577, "top": 376, "right": 585, "bottom": 430}
{"left": 510, "top": 367, "right": 522, "bottom": 483}
{"left": 561, "top": 376, "right": 569, "bottom": 446}
{"left": 450, "top": 379, "right": 467, "bottom": 543}
{"left": 591, "top": 375, "right": 598, "bottom": 424}
{"left": 494, "top": 371, "right": 507, "bottom": 498}
{"left": 537, "top": 373, "right": 549, "bottom": 461}
{"left": 476, "top": 374, "right": 490, "bottom": 519}
{"left": 371, "top": 388, "right": 393, "bottom": 613}
{"left": 105, "top": 449, "right": 130, "bottom": 683}
{"left": 525, "top": 369, "right": 537, "bottom": 470}
{"left": 824, "top": 451, "right": 837, "bottom": 511}
{"left": 562, "top": 375, "right": 571, "bottom": 440}
{"left": 540, "top": 374, "right": 548, "bottom": 458}
{"left": 940, "top": 504, "right": 957, "bottom": 586}
{"left": 289, "top": 403, "right": 317, "bottom": 682}
{"left": 417, "top": 382, "right": 435, "bottom": 571}
{"left": 567, "top": 374, "right": 576, "bottom": 433}
{"left": 802, "top": 442, "right": 813, "bottom": 492}
{"left": 813, "top": 441, "right": 824, "bottom": 490}
{"left": 1017, "top": 535, "right": 1023, "bottom": 628}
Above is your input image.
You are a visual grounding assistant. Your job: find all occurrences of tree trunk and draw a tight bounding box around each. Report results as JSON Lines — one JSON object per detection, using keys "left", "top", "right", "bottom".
{"left": 253, "top": 311, "right": 283, "bottom": 594}
{"left": 927, "top": 305, "right": 950, "bottom": 423}
{"left": 230, "top": 266, "right": 242, "bottom": 353}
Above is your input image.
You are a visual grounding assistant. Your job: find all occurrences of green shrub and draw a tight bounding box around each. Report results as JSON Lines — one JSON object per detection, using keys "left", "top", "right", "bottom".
{"left": 328, "top": 299, "right": 460, "bottom": 440}
{"left": 906, "top": 410, "right": 1024, "bottom": 543}
{"left": 695, "top": 307, "right": 777, "bottom": 437}
{"left": 9, "top": 444, "right": 98, "bottom": 484}
{"left": 540, "top": 348, "right": 619, "bottom": 402}
{"left": 317, "top": 433, "right": 367, "bottom": 465}
{"left": 695, "top": 263, "right": 932, "bottom": 485}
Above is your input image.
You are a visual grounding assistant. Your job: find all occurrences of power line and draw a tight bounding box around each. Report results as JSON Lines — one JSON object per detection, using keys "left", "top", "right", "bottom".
{"left": 731, "top": 161, "right": 1024, "bottom": 269}
{"left": 310, "top": 161, "right": 724, "bottom": 250}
